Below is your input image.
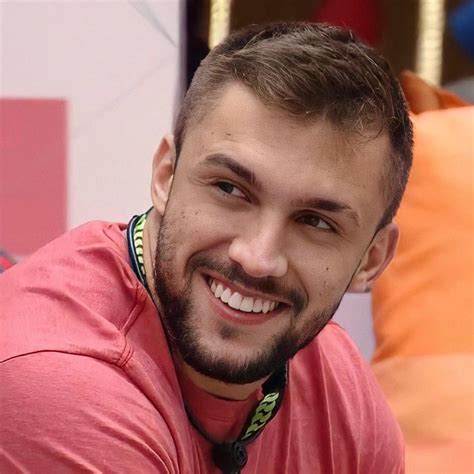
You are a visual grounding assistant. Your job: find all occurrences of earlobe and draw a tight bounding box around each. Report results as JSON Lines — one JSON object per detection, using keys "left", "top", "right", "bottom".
{"left": 151, "top": 134, "right": 176, "bottom": 215}
{"left": 348, "top": 223, "right": 399, "bottom": 293}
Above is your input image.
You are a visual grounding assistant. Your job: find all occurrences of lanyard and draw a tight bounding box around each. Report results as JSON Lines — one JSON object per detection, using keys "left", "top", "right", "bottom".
{"left": 185, "top": 366, "right": 287, "bottom": 474}
{"left": 127, "top": 211, "right": 288, "bottom": 474}
{"left": 127, "top": 211, "right": 149, "bottom": 289}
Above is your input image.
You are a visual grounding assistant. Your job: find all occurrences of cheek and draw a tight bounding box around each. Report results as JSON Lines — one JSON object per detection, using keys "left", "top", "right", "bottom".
{"left": 296, "top": 252, "right": 356, "bottom": 307}
{"left": 162, "top": 197, "right": 232, "bottom": 262}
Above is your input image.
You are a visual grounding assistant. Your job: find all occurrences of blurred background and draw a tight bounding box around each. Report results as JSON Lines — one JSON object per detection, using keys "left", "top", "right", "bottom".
{"left": 0, "top": 0, "right": 472, "bottom": 357}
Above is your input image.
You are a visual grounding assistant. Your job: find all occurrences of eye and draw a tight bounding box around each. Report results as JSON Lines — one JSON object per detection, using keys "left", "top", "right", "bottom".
{"left": 297, "top": 214, "right": 332, "bottom": 231}
{"left": 215, "top": 181, "right": 246, "bottom": 199}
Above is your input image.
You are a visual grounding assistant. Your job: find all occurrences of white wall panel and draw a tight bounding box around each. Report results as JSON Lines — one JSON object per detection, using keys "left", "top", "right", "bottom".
{"left": 1, "top": 0, "right": 181, "bottom": 226}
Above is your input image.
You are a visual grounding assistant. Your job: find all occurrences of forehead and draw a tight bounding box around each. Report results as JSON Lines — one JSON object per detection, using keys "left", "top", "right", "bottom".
{"left": 180, "top": 83, "right": 390, "bottom": 224}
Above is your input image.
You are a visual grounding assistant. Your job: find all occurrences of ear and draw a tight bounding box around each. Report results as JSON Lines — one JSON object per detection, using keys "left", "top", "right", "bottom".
{"left": 348, "top": 222, "right": 399, "bottom": 293}
{"left": 151, "top": 134, "right": 176, "bottom": 215}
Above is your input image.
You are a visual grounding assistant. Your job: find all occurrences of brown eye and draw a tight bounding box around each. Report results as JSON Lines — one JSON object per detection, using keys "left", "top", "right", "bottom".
{"left": 298, "top": 214, "right": 332, "bottom": 230}
{"left": 215, "top": 181, "right": 245, "bottom": 198}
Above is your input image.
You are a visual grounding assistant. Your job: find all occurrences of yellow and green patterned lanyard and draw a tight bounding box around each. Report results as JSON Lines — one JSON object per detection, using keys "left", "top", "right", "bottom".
{"left": 127, "top": 211, "right": 149, "bottom": 290}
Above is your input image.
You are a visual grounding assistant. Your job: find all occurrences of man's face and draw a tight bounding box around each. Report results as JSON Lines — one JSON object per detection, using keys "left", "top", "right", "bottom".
{"left": 153, "top": 83, "right": 390, "bottom": 384}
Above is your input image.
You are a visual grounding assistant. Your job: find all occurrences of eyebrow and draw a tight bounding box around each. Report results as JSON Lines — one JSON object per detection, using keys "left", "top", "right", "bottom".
{"left": 200, "top": 153, "right": 262, "bottom": 191}
{"left": 201, "top": 153, "right": 360, "bottom": 226}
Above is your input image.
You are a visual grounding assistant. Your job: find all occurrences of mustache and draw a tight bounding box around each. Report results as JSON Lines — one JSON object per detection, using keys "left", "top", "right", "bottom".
{"left": 188, "top": 255, "right": 306, "bottom": 313}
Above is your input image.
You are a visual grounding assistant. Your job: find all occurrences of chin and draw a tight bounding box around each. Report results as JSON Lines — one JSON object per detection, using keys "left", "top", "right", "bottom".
{"left": 175, "top": 324, "right": 299, "bottom": 385}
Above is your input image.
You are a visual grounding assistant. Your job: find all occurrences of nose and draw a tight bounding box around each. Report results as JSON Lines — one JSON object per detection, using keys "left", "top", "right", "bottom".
{"left": 228, "top": 221, "right": 288, "bottom": 279}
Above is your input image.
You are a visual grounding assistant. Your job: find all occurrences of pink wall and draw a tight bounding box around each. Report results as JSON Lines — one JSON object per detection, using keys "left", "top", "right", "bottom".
{"left": 0, "top": 99, "right": 67, "bottom": 255}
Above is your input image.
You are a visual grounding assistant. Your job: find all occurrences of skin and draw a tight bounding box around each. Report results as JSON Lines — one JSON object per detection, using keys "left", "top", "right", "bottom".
{"left": 143, "top": 83, "right": 399, "bottom": 401}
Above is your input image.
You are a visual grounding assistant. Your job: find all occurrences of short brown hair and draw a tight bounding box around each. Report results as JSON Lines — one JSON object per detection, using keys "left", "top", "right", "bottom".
{"left": 174, "top": 22, "right": 413, "bottom": 227}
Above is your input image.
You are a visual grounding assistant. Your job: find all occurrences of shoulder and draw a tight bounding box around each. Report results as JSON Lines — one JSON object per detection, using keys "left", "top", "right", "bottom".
{"left": 290, "top": 322, "right": 405, "bottom": 473}
{"left": 0, "top": 222, "right": 194, "bottom": 472}
{"left": 299, "top": 321, "right": 378, "bottom": 381}
{"left": 1, "top": 220, "right": 132, "bottom": 294}
{"left": 293, "top": 321, "right": 372, "bottom": 382}
{"left": 0, "top": 221, "right": 149, "bottom": 364}
{"left": 0, "top": 351, "right": 179, "bottom": 473}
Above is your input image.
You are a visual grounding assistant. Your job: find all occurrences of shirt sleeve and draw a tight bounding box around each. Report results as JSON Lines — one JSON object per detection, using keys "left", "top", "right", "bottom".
{"left": 0, "top": 351, "right": 178, "bottom": 474}
{"left": 367, "top": 383, "right": 406, "bottom": 474}
{"left": 358, "top": 352, "right": 406, "bottom": 474}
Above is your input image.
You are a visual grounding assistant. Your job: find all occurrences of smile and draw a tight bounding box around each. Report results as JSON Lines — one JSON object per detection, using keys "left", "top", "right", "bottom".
{"left": 208, "top": 277, "right": 280, "bottom": 314}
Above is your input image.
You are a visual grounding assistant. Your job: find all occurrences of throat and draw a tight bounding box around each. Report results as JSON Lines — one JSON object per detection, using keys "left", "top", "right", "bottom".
{"left": 177, "top": 356, "right": 264, "bottom": 445}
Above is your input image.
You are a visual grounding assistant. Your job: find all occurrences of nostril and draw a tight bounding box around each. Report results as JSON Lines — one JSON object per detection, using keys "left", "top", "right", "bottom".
{"left": 228, "top": 237, "right": 288, "bottom": 278}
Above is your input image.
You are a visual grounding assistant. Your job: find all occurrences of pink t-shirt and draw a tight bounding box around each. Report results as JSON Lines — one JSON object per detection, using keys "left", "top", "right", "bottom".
{"left": 0, "top": 222, "right": 404, "bottom": 473}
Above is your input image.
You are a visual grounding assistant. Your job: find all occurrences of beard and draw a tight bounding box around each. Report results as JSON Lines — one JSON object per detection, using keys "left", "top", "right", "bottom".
{"left": 153, "top": 212, "right": 344, "bottom": 385}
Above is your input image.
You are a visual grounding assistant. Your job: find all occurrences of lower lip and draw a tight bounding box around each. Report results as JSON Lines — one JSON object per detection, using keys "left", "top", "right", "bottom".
{"left": 204, "top": 277, "right": 280, "bottom": 326}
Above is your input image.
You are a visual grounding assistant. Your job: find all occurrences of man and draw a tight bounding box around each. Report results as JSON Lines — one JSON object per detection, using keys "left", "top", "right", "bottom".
{"left": 1, "top": 23, "right": 412, "bottom": 473}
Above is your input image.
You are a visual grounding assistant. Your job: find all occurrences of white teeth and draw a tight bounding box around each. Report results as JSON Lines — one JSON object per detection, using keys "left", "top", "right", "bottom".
{"left": 209, "top": 278, "right": 279, "bottom": 314}
{"left": 240, "top": 296, "right": 254, "bottom": 312}
{"left": 221, "top": 288, "right": 231, "bottom": 303}
{"left": 228, "top": 292, "right": 243, "bottom": 310}
{"left": 252, "top": 299, "right": 263, "bottom": 313}
{"left": 215, "top": 283, "right": 224, "bottom": 298}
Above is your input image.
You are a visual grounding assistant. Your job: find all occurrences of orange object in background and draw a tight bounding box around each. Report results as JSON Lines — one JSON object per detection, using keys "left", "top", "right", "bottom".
{"left": 0, "top": 99, "right": 67, "bottom": 256}
{"left": 372, "top": 72, "right": 474, "bottom": 473}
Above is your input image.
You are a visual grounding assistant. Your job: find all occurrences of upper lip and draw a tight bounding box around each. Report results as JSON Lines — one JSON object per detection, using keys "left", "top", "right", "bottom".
{"left": 202, "top": 270, "right": 291, "bottom": 307}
